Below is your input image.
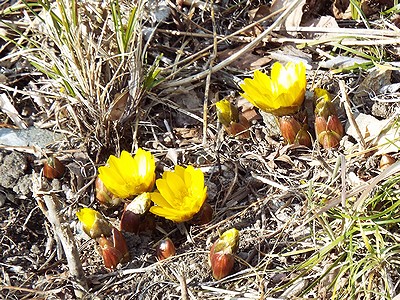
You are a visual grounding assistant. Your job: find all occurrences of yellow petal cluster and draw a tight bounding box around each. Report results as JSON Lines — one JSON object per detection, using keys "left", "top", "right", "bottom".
{"left": 149, "top": 165, "right": 207, "bottom": 222}
{"left": 240, "top": 61, "right": 306, "bottom": 116}
{"left": 98, "top": 149, "right": 156, "bottom": 199}
{"left": 215, "top": 99, "right": 239, "bottom": 126}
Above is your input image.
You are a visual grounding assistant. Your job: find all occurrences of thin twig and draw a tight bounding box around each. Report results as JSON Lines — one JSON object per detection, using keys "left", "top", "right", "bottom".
{"left": 174, "top": 270, "right": 189, "bottom": 300}
{"left": 202, "top": 0, "right": 218, "bottom": 145}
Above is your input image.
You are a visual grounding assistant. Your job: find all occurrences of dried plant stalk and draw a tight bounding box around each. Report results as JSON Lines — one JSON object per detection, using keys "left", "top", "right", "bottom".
{"left": 33, "top": 174, "right": 87, "bottom": 298}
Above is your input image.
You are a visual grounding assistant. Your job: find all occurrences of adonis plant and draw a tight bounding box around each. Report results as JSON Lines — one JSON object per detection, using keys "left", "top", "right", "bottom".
{"left": 81, "top": 148, "right": 214, "bottom": 269}
{"left": 215, "top": 99, "right": 250, "bottom": 139}
{"left": 314, "top": 88, "right": 344, "bottom": 149}
{"left": 98, "top": 149, "right": 156, "bottom": 200}
{"left": 76, "top": 208, "right": 130, "bottom": 269}
{"left": 240, "top": 61, "right": 311, "bottom": 147}
{"left": 149, "top": 165, "right": 210, "bottom": 223}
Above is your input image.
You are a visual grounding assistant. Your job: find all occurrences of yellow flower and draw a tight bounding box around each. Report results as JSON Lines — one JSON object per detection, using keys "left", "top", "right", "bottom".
{"left": 98, "top": 149, "right": 156, "bottom": 199}
{"left": 240, "top": 61, "right": 306, "bottom": 116}
{"left": 76, "top": 208, "right": 112, "bottom": 239}
{"left": 149, "top": 165, "right": 207, "bottom": 222}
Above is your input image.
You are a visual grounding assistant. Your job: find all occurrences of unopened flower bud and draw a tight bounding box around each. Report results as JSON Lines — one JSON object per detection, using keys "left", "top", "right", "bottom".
{"left": 156, "top": 238, "right": 176, "bottom": 260}
{"left": 295, "top": 127, "right": 312, "bottom": 147}
{"left": 216, "top": 99, "right": 250, "bottom": 139}
{"left": 98, "top": 227, "right": 130, "bottom": 269}
{"left": 209, "top": 228, "right": 240, "bottom": 280}
{"left": 120, "top": 193, "right": 151, "bottom": 233}
{"left": 76, "top": 208, "right": 112, "bottom": 239}
{"left": 95, "top": 177, "right": 122, "bottom": 207}
{"left": 43, "top": 156, "right": 65, "bottom": 179}
{"left": 314, "top": 88, "right": 344, "bottom": 149}
{"left": 317, "top": 130, "right": 342, "bottom": 149}
{"left": 278, "top": 115, "right": 311, "bottom": 147}
{"left": 216, "top": 99, "right": 239, "bottom": 127}
{"left": 278, "top": 115, "right": 301, "bottom": 144}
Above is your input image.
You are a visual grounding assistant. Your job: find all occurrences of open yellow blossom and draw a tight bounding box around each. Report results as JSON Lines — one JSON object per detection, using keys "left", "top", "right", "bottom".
{"left": 76, "top": 207, "right": 112, "bottom": 239}
{"left": 149, "top": 165, "right": 207, "bottom": 223}
{"left": 240, "top": 61, "right": 306, "bottom": 116}
{"left": 98, "top": 149, "right": 156, "bottom": 199}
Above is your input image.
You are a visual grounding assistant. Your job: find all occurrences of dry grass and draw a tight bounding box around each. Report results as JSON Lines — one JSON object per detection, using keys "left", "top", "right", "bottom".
{"left": 1, "top": 0, "right": 400, "bottom": 299}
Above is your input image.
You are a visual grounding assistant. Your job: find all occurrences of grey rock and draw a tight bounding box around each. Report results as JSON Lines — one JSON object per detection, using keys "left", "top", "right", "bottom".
{"left": 13, "top": 174, "right": 32, "bottom": 196}
{"left": 0, "top": 152, "right": 27, "bottom": 189}
{"left": 0, "top": 127, "right": 63, "bottom": 148}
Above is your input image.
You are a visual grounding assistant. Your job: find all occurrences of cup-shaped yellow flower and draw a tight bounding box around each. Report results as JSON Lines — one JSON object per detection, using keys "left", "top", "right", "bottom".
{"left": 240, "top": 61, "right": 306, "bottom": 116}
{"left": 98, "top": 149, "right": 156, "bottom": 199}
{"left": 149, "top": 165, "right": 208, "bottom": 223}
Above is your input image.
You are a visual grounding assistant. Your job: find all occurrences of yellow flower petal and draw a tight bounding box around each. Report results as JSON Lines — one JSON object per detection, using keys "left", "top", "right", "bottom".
{"left": 156, "top": 176, "right": 179, "bottom": 207}
{"left": 240, "top": 61, "right": 306, "bottom": 116}
{"left": 76, "top": 207, "right": 96, "bottom": 229}
{"left": 150, "top": 206, "right": 194, "bottom": 222}
{"left": 150, "top": 192, "right": 173, "bottom": 208}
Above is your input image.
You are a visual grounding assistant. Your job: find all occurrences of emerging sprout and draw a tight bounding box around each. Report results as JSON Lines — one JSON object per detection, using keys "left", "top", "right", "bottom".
{"left": 98, "top": 227, "right": 130, "bottom": 269}
{"left": 209, "top": 228, "right": 240, "bottom": 280}
{"left": 278, "top": 115, "right": 311, "bottom": 147}
{"left": 216, "top": 99, "right": 250, "bottom": 139}
{"left": 156, "top": 238, "right": 176, "bottom": 260}
{"left": 314, "top": 88, "right": 344, "bottom": 149}
{"left": 43, "top": 156, "right": 65, "bottom": 179}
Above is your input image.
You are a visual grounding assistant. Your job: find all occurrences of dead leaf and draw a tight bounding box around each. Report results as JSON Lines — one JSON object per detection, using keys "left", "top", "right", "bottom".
{"left": 301, "top": 0, "right": 331, "bottom": 24}
{"left": 345, "top": 112, "right": 400, "bottom": 155}
{"left": 268, "top": 45, "right": 312, "bottom": 69}
{"left": 301, "top": 16, "right": 340, "bottom": 39}
{"left": 361, "top": 0, "right": 395, "bottom": 17}
{"left": 246, "top": 5, "right": 271, "bottom": 36}
{"left": 270, "top": 0, "right": 306, "bottom": 29}
{"left": 248, "top": 5, "right": 270, "bottom": 22}
{"left": 0, "top": 93, "right": 27, "bottom": 129}
{"left": 354, "top": 66, "right": 393, "bottom": 104}
{"left": 174, "top": 127, "right": 202, "bottom": 139}
{"left": 237, "top": 97, "right": 260, "bottom": 122}
{"left": 333, "top": 0, "right": 395, "bottom": 19}
{"left": 108, "top": 90, "right": 129, "bottom": 122}
{"left": 174, "top": 127, "right": 203, "bottom": 145}
{"left": 319, "top": 56, "right": 370, "bottom": 70}
{"left": 165, "top": 148, "right": 178, "bottom": 165}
